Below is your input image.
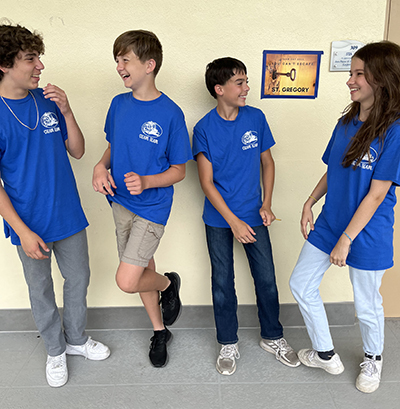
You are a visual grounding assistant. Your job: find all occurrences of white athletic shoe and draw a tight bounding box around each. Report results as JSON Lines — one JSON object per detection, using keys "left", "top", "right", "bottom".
{"left": 46, "top": 352, "right": 68, "bottom": 387}
{"left": 260, "top": 337, "right": 301, "bottom": 368}
{"left": 298, "top": 349, "right": 344, "bottom": 375}
{"left": 216, "top": 343, "right": 240, "bottom": 375}
{"left": 356, "top": 356, "right": 383, "bottom": 394}
{"left": 66, "top": 337, "right": 110, "bottom": 360}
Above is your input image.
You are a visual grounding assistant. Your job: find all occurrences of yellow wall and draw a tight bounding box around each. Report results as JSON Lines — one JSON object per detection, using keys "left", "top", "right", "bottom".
{"left": 0, "top": 0, "right": 387, "bottom": 309}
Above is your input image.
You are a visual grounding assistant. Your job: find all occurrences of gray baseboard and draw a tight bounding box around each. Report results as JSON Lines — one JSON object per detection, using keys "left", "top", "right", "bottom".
{"left": 0, "top": 303, "right": 355, "bottom": 332}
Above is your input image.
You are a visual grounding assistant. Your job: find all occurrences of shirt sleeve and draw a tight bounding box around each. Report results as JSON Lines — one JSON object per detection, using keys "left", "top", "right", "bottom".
{"left": 192, "top": 124, "right": 211, "bottom": 162}
{"left": 104, "top": 98, "right": 116, "bottom": 144}
{"left": 165, "top": 110, "right": 192, "bottom": 165}
{"left": 373, "top": 123, "right": 400, "bottom": 186}
{"left": 260, "top": 112, "right": 276, "bottom": 153}
{"left": 322, "top": 123, "right": 339, "bottom": 165}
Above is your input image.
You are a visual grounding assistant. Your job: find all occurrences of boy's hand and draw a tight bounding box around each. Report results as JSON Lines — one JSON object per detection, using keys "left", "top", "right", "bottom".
{"left": 300, "top": 203, "right": 314, "bottom": 240}
{"left": 93, "top": 164, "right": 116, "bottom": 196}
{"left": 330, "top": 235, "right": 351, "bottom": 267}
{"left": 260, "top": 206, "right": 276, "bottom": 226}
{"left": 20, "top": 231, "right": 50, "bottom": 260}
{"left": 231, "top": 219, "right": 256, "bottom": 244}
{"left": 43, "top": 83, "right": 71, "bottom": 117}
{"left": 124, "top": 172, "right": 145, "bottom": 195}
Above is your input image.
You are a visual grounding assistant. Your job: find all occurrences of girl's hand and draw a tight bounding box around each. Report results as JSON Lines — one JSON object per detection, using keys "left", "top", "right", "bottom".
{"left": 330, "top": 235, "right": 351, "bottom": 267}
{"left": 300, "top": 204, "right": 314, "bottom": 239}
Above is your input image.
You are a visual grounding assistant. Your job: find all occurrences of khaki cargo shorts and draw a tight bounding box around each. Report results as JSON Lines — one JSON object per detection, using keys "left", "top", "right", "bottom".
{"left": 112, "top": 202, "right": 165, "bottom": 267}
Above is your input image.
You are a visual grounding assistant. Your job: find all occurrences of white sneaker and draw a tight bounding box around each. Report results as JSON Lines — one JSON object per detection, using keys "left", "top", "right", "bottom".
{"left": 216, "top": 344, "right": 240, "bottom": 376}
{"left": 260, "top": 337, "right": 301, "bottom": 368}
{"left": 356, "top": 356, "right": 383, "bottom": 393}
{"left": 46, "top": 352, "right": 68, "bottom": 387}
{"left": 66, "top": 337, "right": 110, "bottom": 360}
{"left": 298, "top": 349, "right": 344, "bottom": 375}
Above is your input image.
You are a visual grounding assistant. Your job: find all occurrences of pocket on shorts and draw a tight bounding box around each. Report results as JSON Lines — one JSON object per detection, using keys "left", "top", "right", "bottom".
{"left": 138, "top": 222, "right": 165, "bottom": 261}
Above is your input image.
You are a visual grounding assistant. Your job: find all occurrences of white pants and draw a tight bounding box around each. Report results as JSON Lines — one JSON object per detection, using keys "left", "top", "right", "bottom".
{"left": 289, "top": 241, "right": 385, "bottom": 355}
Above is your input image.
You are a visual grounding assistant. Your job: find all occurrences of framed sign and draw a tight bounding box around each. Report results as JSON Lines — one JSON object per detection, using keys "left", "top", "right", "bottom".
{"left": 261, "top": 50, "right": 324, "bottom": 99}
{"left": 330, "top": 40, "right": 364, "bottom": 71}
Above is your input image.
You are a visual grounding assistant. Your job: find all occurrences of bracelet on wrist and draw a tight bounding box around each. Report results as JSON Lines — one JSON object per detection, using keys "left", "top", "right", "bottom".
{"left": 309, "top": 195, "right": 318, "bottom": 203}
{"left": 343, "top": 231, "right": 353, "bottom": 252}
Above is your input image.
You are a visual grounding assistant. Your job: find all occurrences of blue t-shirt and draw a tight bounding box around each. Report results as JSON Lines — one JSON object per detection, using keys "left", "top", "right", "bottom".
{"left": 308, "top": 118, "right": 400, "bottom": 270}
{"left": 192, "top": 106, "right": 275, "bottom": 227}
{"left": 0, "top": 88, "right": 88, "bottom": 245}
{"left": 104, "top": 92, "right": 192, "bottom": 225}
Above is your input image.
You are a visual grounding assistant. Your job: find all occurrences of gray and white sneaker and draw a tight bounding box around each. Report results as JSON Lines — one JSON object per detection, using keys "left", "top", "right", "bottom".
{"left": 216, "top": 343, "right": 240, "bottom": 376}
{"left": 356, "top": 356, "right": 383, "bottom": 393}
{"left": 298, "top": 349, "right": 344, "bottom": 375}
{"left": 46, "top": 351, "right": 68, "bottom": 388}
{"left": 260, "top": 337, "right": 300, "bottom": 368}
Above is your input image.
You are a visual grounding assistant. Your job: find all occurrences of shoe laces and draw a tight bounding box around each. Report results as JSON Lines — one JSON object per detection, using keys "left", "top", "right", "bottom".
{"left": 219, "top": 344, "right": 240, "bottom": 360}
{"left": 149, "top": 336, "right": 158, "bottom": 350}
{"left": 48, "top": 354, "right": 66, "bottom": 369}
{"left": 269, "top": 338, "right": 292, "bottom": 358}
{"left": 86, "top": 336, "right": 98, "bottom": 349}
{"left": 159, "top": 286, "right": 175, "bottom": 307}
{"left": 150, "top": 332, "right": 167, "bottom": 350}
{"left": 360, "top": 358, "right": 379, "bottom": 377}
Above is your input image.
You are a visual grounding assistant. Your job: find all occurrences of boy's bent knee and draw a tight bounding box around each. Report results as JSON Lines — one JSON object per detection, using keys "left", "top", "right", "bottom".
{"left": 116, "top": 276, "right": 138, "bottom": 293}
{"left": 115, "top": 262, "right": 145, "bottom": 293}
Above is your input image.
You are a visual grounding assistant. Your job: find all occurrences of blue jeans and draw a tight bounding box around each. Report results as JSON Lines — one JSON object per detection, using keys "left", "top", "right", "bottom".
{"left": 205, "top": 224, "right": 283, "bottom": 344}
{"left": 290, "top": 241, "right": 385, "bottom": 355}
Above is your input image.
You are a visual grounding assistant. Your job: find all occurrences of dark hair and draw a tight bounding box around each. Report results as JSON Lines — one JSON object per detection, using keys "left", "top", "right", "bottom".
{"left": 0, "top": 24, "right": 45, "bottom": 82}
{"left": 341, "top": 41, "right": 400, "bottom": 168}
{"left": 113, "top": 30, "right": 163, "bottom": 77}
{"left": 205, "top": 57, "right": 247, "bottom": 99}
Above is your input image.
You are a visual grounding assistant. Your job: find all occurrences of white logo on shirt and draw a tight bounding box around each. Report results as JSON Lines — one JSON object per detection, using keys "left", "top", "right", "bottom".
{"left": 241, "top": 131, "right": 258, "bottom": 150}
{"left": 41, "top": 112, "right": 60, "bottom": 134}
{"left": 352, "top": 147, "right": 378, "bottom": 171}
{"left": 139, "top": 121, "right": 163, "bottom": 144}
{"left": 41, "top": 112, "right": 59, "bottom": 128}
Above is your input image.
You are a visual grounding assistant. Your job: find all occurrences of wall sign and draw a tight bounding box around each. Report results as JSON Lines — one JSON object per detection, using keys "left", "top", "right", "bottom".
{"left": 261, "top": 50, "right": 323, "bottom": 99}
{"left": 330, "top": 40, "right": 365, "bottom": 72}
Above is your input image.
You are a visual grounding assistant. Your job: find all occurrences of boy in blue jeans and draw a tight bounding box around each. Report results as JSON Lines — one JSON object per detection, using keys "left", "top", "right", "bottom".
{"left": 0, "top": 24, "right": 110, "bottom": 388}
{"left": 192, "top": 57, "right": 300, "bottom": 375}
{"left": 92, "top": 30, "right": 192, "bottom": 368}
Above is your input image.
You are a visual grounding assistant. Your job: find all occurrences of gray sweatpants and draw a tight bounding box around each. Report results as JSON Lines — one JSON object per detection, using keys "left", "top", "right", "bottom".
{"left": 17, "top": 229, "right": 90, "bottom": 356}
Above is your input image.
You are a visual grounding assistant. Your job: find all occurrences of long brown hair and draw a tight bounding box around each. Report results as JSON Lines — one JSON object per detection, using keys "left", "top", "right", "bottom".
{"left": 341, "top": 41, "right": 400, "bottom": 168}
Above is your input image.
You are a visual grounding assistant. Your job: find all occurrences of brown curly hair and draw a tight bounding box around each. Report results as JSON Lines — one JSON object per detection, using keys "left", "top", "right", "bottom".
{"left": 0, "top": 24, "right": 45, "bottom": 82}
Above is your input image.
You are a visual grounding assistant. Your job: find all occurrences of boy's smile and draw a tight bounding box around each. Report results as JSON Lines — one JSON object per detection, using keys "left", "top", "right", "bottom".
{"left": 218, "top": 71, "right": 250, "bottom": 108}
{"left": 0, "top": 50, "right": 44, "bottom": 98}
{"left": 116, "top": 51, "right": 149, "bottom": 92}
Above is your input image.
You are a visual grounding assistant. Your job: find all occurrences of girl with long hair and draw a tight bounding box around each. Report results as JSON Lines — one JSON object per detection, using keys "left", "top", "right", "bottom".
{"left": 289, "top": 41, "right": 400, "bottom": 394}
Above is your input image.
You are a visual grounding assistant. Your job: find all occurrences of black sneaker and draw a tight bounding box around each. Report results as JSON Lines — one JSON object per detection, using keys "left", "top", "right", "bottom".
{"left": 160, "top": 272, "right": 182, "bottom": 326}
{"left": 149, "top": 328, "right": 172, "bottom": 368}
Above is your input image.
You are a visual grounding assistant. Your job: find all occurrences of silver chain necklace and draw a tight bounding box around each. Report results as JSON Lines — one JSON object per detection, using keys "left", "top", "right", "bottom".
{"left": 0, "top": 91, "right": 39, "bottom": 131}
